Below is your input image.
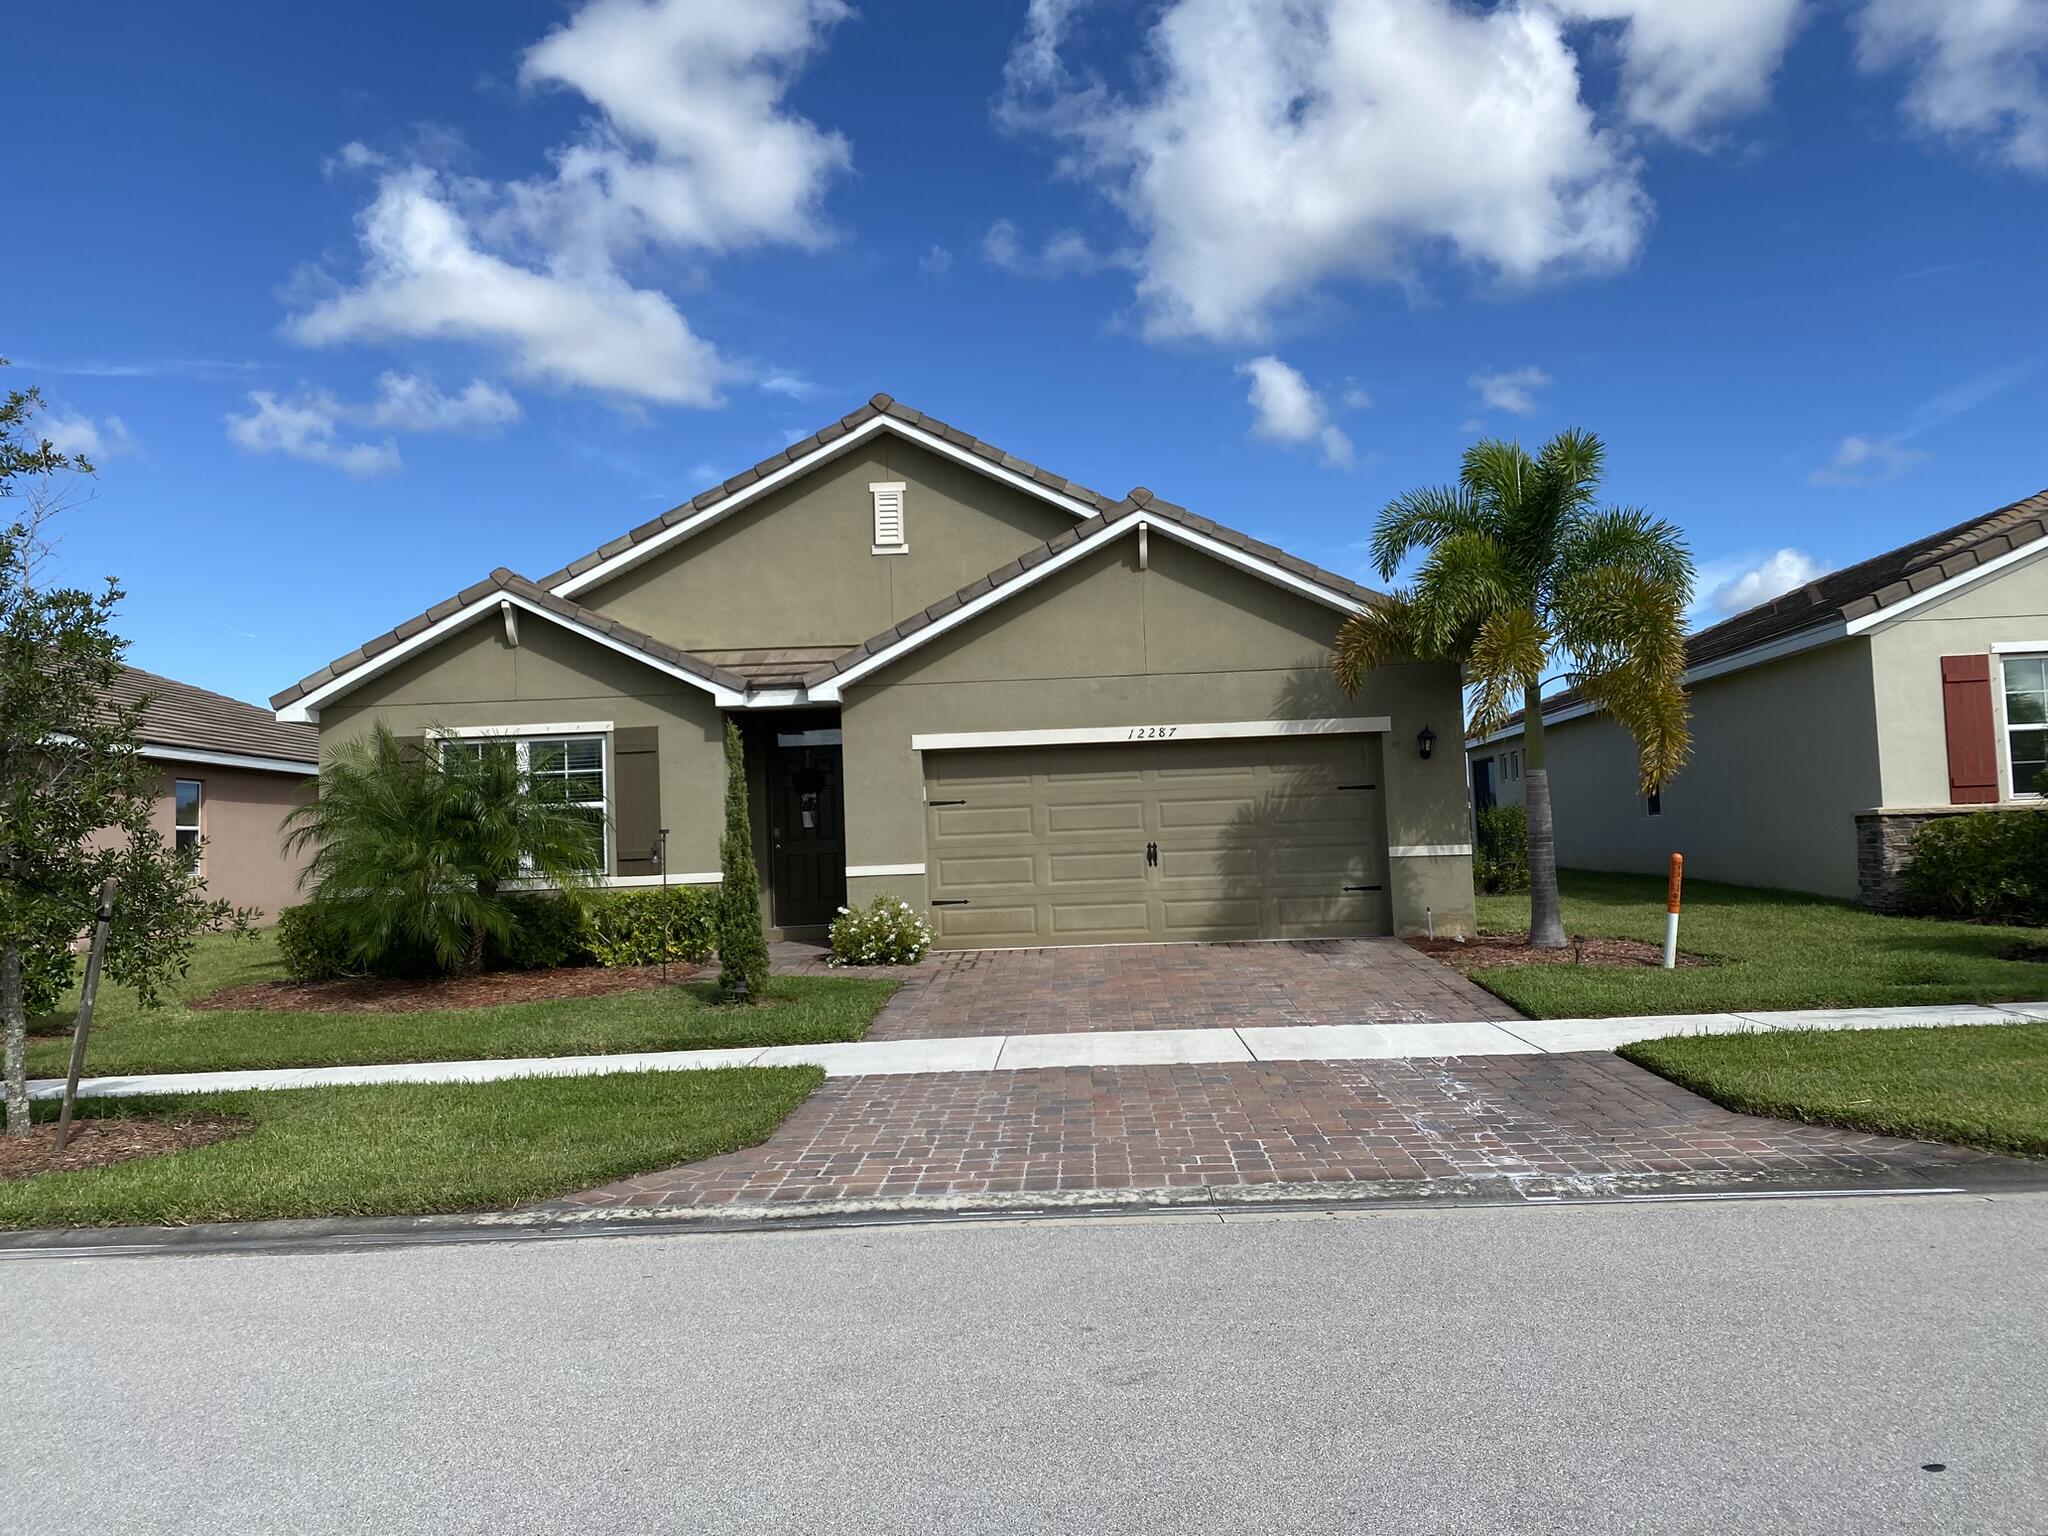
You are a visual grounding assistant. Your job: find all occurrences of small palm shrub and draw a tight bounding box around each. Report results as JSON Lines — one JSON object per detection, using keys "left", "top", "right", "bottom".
{"left": 829, "top": 894, "right": 934, "bottom": 966}
{"left": 1905, "top": 810, "right": 2048, "bottom": 923}
{"left": 282, "top": 726, "right": 603, "bottom": 977}
{"left": 1472, "top": 804, "right": 1530, "bottom": 894}
{"left": 583, "top": 887, "right": 718, "bottom": 968}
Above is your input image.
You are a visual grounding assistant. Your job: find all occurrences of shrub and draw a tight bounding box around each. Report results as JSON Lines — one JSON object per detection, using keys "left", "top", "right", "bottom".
{"left": 714, "top": 721, "right": 770, "bottom": 1001}
{"left": 487, "top": 892, "right": 591, "bottom": 972}
{"left": 1904, "top": 810, "right": 2048, "bottom": 924}
{"left": 1472, "top": 804, "right": 1530, "bottom": 895}
{"left": 582, "top": 887, "right": 718, "bottom": 968}
{"left": 829, "top": 893, "right": 934, "bottom": 966}
{"left": 275, "top": 903, "right": 353, "bottom": 982}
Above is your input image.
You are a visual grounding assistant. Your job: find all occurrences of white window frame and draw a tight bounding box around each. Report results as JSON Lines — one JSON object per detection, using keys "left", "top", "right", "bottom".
{"left": 436, "top": 729, "right": 612, "bottom": 871}
{"left": 870, "top": 480, "right": 908, "bottom": 555}
{"left": 173, "top": 778, "right": 203, "bottom": 859}
{"left": 1995, "top": 648, "right": 2048, "bottom": 801}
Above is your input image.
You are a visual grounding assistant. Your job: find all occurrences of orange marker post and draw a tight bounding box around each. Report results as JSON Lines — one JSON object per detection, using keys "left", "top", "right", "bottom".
{"left": 1662, "top": 853, "right": 1684, "bottom": 970}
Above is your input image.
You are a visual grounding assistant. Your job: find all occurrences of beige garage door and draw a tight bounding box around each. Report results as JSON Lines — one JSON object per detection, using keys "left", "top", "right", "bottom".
{"left": 922, "top": 735, "right": 1390, "bottom": 948}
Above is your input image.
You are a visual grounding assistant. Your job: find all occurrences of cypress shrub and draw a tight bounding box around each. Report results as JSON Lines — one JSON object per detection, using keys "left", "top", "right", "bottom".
{"left": 714, "top": 720, "right": 770, "bottom": 1000}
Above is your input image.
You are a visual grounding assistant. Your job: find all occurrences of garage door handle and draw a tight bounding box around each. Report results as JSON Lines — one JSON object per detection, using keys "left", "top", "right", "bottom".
{"left": 1344, "top": 885, "right": 1382, "bottom": 892}
{"left": 932, "top": 899, "right": 970, "bottom": 907}
{"left": 1146, "top": 841, "right": 1158, "bottom": 867}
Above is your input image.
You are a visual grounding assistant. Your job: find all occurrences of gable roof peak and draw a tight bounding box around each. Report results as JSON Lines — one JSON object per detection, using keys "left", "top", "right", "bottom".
{"left": 1128, "top": 486, "right": 1155, "bottom": 506}
{"left": 868, "top": 391, "right": 894, "bottom": 410}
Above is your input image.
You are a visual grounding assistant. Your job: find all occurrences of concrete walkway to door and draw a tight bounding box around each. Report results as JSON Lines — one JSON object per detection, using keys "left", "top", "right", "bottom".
{"left": 773, "top": 938, "right": 1522, "bottom": 1040}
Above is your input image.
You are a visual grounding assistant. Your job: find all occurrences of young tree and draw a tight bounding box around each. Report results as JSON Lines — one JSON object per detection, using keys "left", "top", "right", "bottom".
{"left": 1, "top": 364, "right": 246, "bottom": 1137}
{"left": 283, "top": 725, "right": 603, "bottom": 977}
{"left": 713, "top": 720, "right": 768, "bottom": 1002}
{"left": 1335, "top": 431, "right": 1692, "bottom": 948}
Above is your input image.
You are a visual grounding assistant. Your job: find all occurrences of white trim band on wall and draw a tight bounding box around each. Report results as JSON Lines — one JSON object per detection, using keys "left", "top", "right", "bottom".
{"left": 138, "top": 745, "right": 319, "bottom": 776}
{"left": 601, "top": 872, "right": 722, "bottom": 888}
{"left": 1389, "top": 843, "right": 1473, "bottom": 858}
{"left": 911, "top": 717, "right": 1393, "bottom": 752}
{"left": 847, "top": 863, "right": 926, "bottom": 879}
{"left": 428, "top": 721, "right": 616, "bottom": 739}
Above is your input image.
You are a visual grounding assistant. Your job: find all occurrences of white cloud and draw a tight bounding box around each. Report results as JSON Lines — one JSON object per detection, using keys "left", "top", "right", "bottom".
{"left": 225, "top": 392, "right": 401, "bottom": 478}
{"left": 1552, "top": 0, "right": 1806, "bottom": 139}
{"left": 1471, "top": 366, "right": 1553, "bottom": 416}
{"left": 917, "top": 244, "right": 954, "bottom": 277}
{"left": 1700, "top": 547, "right": 1829, "bottom": 617}
{"left": 286, "top": 0, "right": 854, "bottom": 404}
{"left": 1238, "top": 356, "right": 1355, "bottom": 469}
{"left": 1809, "top": 434, "right": 1928, "bottom": 486}
{"left": 37, "top": 409, "right": 137, "bottom": 460}
{"left": 1855, "top": 0, "right": 2048, "bottom": 171}
{"left": 758, "top": 371, "right": 822, "bottom": 399}
{"left": 361, "top": 372, "right": 520, "bottom": 433}
{"left": 982, "top": 218, "right": 1128, "bottom": 278}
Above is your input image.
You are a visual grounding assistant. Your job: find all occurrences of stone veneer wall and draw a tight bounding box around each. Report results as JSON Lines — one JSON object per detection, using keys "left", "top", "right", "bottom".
{"left": 1855, "top": 805, "right": 2043, "bottom": 911}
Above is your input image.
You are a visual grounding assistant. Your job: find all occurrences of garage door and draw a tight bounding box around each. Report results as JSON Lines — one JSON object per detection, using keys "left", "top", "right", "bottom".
{"left": 922, "top": 734, "right": 1390, "bottom": 948}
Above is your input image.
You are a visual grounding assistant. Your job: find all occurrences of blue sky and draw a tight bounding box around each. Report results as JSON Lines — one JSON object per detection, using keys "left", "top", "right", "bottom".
{"left": 9, "top": 0, "right": 2046, "bottom": 707}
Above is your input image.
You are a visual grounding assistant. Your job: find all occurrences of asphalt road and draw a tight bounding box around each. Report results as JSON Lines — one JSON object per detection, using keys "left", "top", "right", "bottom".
{"left": 7, "top": 1193, "right": 2046, "bottom": 1534}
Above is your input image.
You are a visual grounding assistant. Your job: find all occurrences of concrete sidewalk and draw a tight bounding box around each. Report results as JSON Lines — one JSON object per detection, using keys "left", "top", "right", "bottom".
{"left": 28, "top": 999, "right": 2048, "bottom": 1102}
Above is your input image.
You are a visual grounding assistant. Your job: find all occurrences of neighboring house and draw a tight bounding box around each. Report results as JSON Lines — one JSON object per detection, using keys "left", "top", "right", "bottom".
{"left": 1468, "top": 489, "right": 2048, "bottom": 906}
{"left": 107, "top": 666, "right": 319, "bottom": 917}
{"left": 272, "top": 394, "right": 1476, "bottom": 948}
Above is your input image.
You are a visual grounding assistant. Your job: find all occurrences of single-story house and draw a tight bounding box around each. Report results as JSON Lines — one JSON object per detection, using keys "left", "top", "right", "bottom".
{"left": 272, "top": 394, "right": 1476, "bottom": 948}
{"left": 107, "top": 666, "right": 319, "bottom": 917}
{"left": 1468, "top": 488, "right": 2048, "bottom": 906}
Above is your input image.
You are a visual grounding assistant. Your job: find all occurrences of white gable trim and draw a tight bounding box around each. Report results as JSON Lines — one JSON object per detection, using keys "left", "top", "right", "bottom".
{"left": 138, "top": 744, "right": 319, "bottom": 777}
{"left": 275, "top": 592, "right": 746, "bottom": 724}
{"left": 809, "top": 514, "right": 1372, "bottom": 703}
{"left": 1843, "top": 532, "right": 2048, "bottom": 634}
{"left": 551, "top": 416, "right": 1105, "bottom": 601}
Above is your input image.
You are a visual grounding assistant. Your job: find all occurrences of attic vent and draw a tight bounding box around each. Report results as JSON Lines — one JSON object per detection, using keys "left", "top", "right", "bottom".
{"left": 871, "top": 481, "right": 907, "bottom": 555}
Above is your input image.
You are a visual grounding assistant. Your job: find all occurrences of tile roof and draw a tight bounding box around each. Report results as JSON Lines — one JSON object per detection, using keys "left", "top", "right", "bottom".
{"left": 802, "top": 487, "right": 1384, "bottom": 687}
{"left": 685, "top": 647, "right": 857, "bottom": 687}
{"left": 108, "top": 666, "right": 318, "bottom": 764}
{"left": 536, "top": 393, "right": 1121, "bottom": 592}
{"left": 1483, "top": 485, "right": 2048, "bottom": 736}
{"left": 269, "top": 569, "right": 749, "bottom": 711}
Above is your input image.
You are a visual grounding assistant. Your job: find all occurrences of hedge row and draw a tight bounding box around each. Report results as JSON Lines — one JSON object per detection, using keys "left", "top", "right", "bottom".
{"left": 1905, "top": 809, "right": 2048, "bottom": 924}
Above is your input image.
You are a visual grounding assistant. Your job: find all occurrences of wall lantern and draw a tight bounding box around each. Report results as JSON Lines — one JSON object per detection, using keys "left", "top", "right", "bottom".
{"left": 1416, "top": 726, "right": 1437, "bottom": 761}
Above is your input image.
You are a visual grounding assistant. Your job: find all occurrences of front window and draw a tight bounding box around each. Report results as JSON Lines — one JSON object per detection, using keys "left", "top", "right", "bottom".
{"left": 174, "top": 779, "right": 202, "bottom": 855}
{"left": 2004, "top": 654, "right": 2047, "bottom": 798}
{"left": 440, "top": 732, "right": 608, "bottom": 869}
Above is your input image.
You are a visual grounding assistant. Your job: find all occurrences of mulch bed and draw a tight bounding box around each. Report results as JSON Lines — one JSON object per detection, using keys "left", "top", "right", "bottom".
{"left": 192, "top": 963, "right": 697, "bottom": 1015}
{"left": 1408, "top": 934, "right": 1704, "bottom": 972}
{"left": 0, "top": 1115, "right": 253, "bottom": 1182}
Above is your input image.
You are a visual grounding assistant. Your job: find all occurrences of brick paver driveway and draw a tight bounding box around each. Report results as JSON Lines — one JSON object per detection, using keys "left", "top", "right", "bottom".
{"left": 546, "top": 1054, "right": 2009, "bottom": 1216}
{"left": 777, "top": 938, "right": 1520, "bottom": 1039}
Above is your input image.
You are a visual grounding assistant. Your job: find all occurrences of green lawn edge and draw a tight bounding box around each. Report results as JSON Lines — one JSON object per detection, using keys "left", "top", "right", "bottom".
{"left": 1465, "top": 871, "right": 2046, "bottom": 1019}
{"left": 1620, "top": 1022, "right": 2048, "bottom": 1158}
{"left": 0, "top": 1066, "right": 824, "bottom": 1230}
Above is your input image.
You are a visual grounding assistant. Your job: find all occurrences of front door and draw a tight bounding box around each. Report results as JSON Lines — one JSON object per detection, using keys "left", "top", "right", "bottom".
{"left": 769, "top": 726, "right": 846, "bottom": 928}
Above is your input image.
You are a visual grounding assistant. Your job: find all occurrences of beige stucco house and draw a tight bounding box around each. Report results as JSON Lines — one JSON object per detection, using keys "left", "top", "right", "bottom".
{"left": 272, "top": 394, "right": 1476, "bottom": 948}
{"left": 108, "top": 666, "right": 318, "bottom": 917}
{"left": 1469, "top": 489, "right": 2048, "bottom": 905}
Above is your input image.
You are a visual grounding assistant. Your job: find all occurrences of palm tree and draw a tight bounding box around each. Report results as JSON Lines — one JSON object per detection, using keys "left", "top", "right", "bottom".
{"left": 1335, "top": 431, "right": 1692, "bottom": 948}
{"left": 284, "top": 726, "right": 603, "bottom": 976}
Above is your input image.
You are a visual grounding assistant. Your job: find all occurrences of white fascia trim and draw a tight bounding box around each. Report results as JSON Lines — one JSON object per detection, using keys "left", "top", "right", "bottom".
{"left": 275, "top": 592, "right": 747, "bottom": 723}
{"left": 847, "top": 862, "right": 925, "bottom": 878}
{"left": 911, "top": 717, "right": 1392, "bottom": 752}
{"left": 1389, "top": 843, "right": 1474, "bottom": 857}
{"left": 138, "top": 745, "right": 319, "bottom": 776}
{"left": 551, "top": 417, "right": 1104, "bottom": 601}
{"left": 1989, "top": 640, "right": 2048, "bottom": 654}
{"left": 737, "top": 687, "right": 809, "bottom": 711}
{"left": 1844, "top": 533, "right": 2048, "bottom": 634}
{"left": 429, "top": 721, "right": 615, "bottom": 739}
{"left": 813, "top": 514, "right": 1375, "bottom": 703}
{"left": 601, "top": 872, "right": 721, "bottom": 888}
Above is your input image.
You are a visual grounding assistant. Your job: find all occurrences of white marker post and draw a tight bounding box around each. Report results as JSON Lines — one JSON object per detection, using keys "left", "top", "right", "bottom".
{"left": 1663, "top": 853, "right": 1683, "bottom": 970}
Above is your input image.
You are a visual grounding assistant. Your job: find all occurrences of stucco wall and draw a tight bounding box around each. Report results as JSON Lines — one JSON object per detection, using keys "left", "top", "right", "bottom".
{"left": 577, "top": 437, "right": 1080, "bottom": 651}
{"left": 838, "top": 531, "right": 1475, "bottom": 936}
{"left": 148, "top": 762, "right": 313, "bottom": 918}
{"left": 317, "top": 616, "right": 730, "bottom": 876}
{"left": 1472, "top": 637, "right": 1883, "bottom": 899}
{"left": 1869, "top": 545, "right": 2048, "bottom": 806}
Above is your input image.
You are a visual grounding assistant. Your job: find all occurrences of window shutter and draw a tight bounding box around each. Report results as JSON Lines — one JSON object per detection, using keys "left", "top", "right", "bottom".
{"left": 612, "top": 726, "right": 661, "bottom": 875}
{"left": 1940, "top": 654, "right": 1999, "bottom": 804}
{"left": 871, "top": 482, "right": 905, "bottom": 549}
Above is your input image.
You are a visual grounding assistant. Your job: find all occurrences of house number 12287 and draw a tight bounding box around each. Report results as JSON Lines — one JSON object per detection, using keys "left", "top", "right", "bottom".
{"left": 1127, "top": 725, "right": 1179, "bottom": 739}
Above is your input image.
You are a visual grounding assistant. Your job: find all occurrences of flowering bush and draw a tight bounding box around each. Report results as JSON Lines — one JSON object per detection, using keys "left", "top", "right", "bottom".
{"left": 828, "top": 892, "right": 934, "bottom": 966}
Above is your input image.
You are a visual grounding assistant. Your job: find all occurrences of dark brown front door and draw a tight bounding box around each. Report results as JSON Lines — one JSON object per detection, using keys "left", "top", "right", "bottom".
{"left": 769, "top": 726, "right": 846, "bottom": 928}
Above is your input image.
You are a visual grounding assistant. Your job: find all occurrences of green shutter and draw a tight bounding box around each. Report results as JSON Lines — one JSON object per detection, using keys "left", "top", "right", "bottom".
{"left": 613, "top": 726, "right": 661, "bottom": 876}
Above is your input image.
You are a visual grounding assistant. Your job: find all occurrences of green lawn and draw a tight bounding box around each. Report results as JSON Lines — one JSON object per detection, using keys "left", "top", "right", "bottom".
{"left": 1622, "top": 1023, "right": 2048, "bottom": 1157}
{"left": 26, "top": 930, "right": 897, "bottom": 1077}
{"left": 1470, "top": 871, "right": 2047, "bottom": 1018}
{"left": 0, "top": 1066, "right": 822, "bottom": 1229}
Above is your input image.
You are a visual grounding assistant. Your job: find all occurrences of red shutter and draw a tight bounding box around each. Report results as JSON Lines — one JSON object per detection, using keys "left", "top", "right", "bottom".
{"left": 1940, "top": 654, "right": 2000, "bottom": 804}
